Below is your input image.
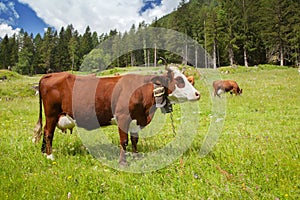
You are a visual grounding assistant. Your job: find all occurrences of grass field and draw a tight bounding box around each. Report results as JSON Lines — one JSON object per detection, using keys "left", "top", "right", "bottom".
{"left": 0, "top": 66, "right": 299, "bottom": 199}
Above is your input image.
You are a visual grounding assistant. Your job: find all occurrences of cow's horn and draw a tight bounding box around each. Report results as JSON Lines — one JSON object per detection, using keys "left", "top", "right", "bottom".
{"left": 159, "top": 57, "right": 168, "bottom": 70}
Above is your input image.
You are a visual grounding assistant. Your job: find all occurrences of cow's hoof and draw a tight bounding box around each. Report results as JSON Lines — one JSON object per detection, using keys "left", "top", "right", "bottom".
{"left": 32, "top": 136, "right": 40, "bottom": 144}
{"left": 46, "top": 154, "right": 55, "bottom": 161}
{"left": 119, "top": 160, "right": 128, "bottom": 167}
{"left": 133, "top": 152, "right": 142, "bottom": 160}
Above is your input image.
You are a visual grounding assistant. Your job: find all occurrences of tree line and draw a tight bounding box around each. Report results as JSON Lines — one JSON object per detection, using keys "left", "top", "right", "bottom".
{"left": 156, "top": 0, "right": 300, "bottom": 68}
{"left": 0, "top": 0, "right": 299, "bottom": 75}
{"left": 0, "top": 25, "right": 103, "bottom": 74}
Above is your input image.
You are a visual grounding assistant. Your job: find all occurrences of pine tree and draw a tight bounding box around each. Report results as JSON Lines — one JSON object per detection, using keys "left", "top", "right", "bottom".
{"left": 32, "top": 33, "right": 43, "bottom": 73}
{"left": 0, "top": 35, "right": 10, "bottom": 69}
{"left": 16, "top": 32, "right": 35, "bottom": 74}
{"left": 204, "top": 0, "right": 220, "bottom": 68}
{"left": 40, "top": 27, "right": 55, "bottom": 72}
{"left": 128, "top": 24, "right": 137, "bottom": 66}
{"left": 236, "top": 0, "right": 260, "bottom": 67}
{"left": 92, "top": 31, "right": 99, "bottom": 48}
{"left": 286, "top": 1, "right": 300, "bottom": 66}
{"left": 80, "top": 26, "right": 94, "bottom": 58}
{"left": 8, "top": 34, "right": 18, "bottom": 69}
{"left": 259, "top": 0, "right": 291, "bottom": 66}
{"left": 218, "top": 0, "right": 240, "bottom": 67}
{"left": 53, "top": 27, "right": 71, "bottom": 71}
{"left": 68, "top": 30, "right": 80, "bottom": 71}
{"left": 111, "top": 31, "right": 122, "bottom": 67}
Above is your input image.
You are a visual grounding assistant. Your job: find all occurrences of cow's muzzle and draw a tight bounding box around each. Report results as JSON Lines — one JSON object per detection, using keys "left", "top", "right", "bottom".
{"left": 194, "top": 91, "right": 201, "bottom": 100}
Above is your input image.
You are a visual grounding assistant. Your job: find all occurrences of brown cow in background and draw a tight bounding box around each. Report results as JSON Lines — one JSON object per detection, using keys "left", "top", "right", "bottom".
{"left": 181, "top": 67, "right": 195, "bottom": 86}
{"left": 186, "top": 76, "right": 195, "bottom": 86}
{"left": 213, "top": 80, "right": 242, "bottom": 97}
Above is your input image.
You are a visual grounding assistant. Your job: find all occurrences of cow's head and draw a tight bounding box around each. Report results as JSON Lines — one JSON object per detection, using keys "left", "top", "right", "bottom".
{"left": 152, "top": 67, "right": 200, "bottom": 104}
{"left": 237, "top": 88, "right": 243, "bottom": 95}
{"left": 186, "top": 76, "right": 195, "bottom": 86}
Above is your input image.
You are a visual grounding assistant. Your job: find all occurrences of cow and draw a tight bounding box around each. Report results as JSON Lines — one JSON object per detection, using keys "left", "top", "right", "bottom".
{"left": 33, "top": 67, "right": 200, "bottom": 165}
{"left": 186, "top": 76, "right": 195, "bottom": 86}
{"left": 213, "top": 80, "right": 242, "bottom": 97}
{"left": 181, "top": 67, "right": 195, "bottom": 86}
{"left": 31, "top": 85, "right": 39, "bottom": 96}
{"left": 0, "top": 75, "right": 7, "bottom": 81}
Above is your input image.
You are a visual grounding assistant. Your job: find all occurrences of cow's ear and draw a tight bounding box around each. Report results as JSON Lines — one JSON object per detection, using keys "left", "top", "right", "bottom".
{"left": 166, "top": 67, "right": 173, "bottom": 81}
{"left": 151, "top": 76, "right": 162, "bottom": 85}
{"left": 151, "top": 76, "right": 167, "bottom": 86}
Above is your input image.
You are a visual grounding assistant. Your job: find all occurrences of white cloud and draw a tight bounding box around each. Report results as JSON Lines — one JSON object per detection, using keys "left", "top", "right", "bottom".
{"left": 0, "top": 1, "right": 19, "bottom": 26}
{"left": 18, "top": 0, "right": 187, "bottom": 34}
{"left": 140, "top": 0, "right": 183, "bottom": 22}
{"left": 0, "top": 2, "right": 8, "bottom": 13}
{"left": 0, "top": 24, "right": 20, "bottom": 38}
{"left": 7, "top": 1, "right": 20, "bottom": 19}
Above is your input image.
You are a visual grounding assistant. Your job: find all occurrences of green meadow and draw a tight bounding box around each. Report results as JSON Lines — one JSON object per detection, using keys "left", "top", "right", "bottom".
{"left": 0, "top": 66, "right": 299, "bottom": 199}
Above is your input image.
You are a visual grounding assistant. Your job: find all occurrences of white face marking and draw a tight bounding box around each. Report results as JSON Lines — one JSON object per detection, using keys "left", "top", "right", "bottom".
{"left": 168, "top": 68, "right": 200, "bottom": 103}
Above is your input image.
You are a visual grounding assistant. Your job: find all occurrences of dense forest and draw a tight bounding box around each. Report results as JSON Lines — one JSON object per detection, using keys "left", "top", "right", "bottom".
{"left": 0, "top": 0, "right": 299, "bottom": 74}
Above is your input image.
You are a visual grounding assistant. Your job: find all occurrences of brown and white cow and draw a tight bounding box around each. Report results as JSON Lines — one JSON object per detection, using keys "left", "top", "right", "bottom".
{"left": 213, "top": 80, "right": 242, "bottom": 97}
{"left": 33, "top": 67, "right": 200, "bottom": 165}
{"left": 186, "top": 76, "right": 195, "bottom": 86}
{"left": 181, "top": 67, "right": 195, "bottom": 86}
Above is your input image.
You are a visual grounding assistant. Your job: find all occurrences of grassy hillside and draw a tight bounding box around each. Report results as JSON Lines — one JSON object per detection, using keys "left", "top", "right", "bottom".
{"left": 0, "top": 66, "right": 299, "bottom": 199}
{"left": 0, "top": 70, "right": 40, "bottom": 99}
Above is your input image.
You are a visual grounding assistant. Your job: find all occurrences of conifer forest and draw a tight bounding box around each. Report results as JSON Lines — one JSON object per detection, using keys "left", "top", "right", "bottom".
{"left": 0, "top": 0, "right": 299, "bottom": 74}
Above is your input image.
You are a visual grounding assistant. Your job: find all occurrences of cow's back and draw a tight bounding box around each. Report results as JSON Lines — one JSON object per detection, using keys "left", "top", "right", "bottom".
{"left": 223, "top": 80, "right": 236, "bottom": 92}
{"left": 40, "top": 72, "right": 76, "bottom": 118}
{"left": 213, "top": 80, "right": 222, "bottom": 89}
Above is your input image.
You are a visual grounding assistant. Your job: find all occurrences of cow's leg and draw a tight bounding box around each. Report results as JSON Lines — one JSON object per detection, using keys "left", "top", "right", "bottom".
{"left": 216, "top": 88, "right": 222, "bottom": 97}
{"left": 41, "top": 117, "right": 57, "bottom": 160}
{"left": 130, "top": 132, "right": 140, "bottom": 159}
{"left": 213, "top": 89, "right": 217, "bottom": 97}
{"left": 130, "top": 132, "right": 138, "bottom": 153}
{"left": 117, "top": 115, "right": 131, "bottom": 165}
{"left": 118, "top": 127, "right": 128, "bottom": 166}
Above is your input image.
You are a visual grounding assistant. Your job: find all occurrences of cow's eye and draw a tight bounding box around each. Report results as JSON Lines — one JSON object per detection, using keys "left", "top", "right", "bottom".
{"left": 175, "top": 76, "right": 185, "bottom": 88}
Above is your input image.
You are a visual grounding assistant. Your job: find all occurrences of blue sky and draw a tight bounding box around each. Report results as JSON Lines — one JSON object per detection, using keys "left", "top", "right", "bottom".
{"left": 0, "top": 0, "right": 49, "bottom": 36}
{"left": 139, "top": 0, "right": 161, "bottom": 14}
{"left": 0, "top": 0, "right": 184, "bottom": 38}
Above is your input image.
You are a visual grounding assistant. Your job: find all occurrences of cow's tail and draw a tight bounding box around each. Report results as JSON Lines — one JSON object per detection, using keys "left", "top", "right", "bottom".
{"left": 32, "top": 81, "right": 43, "bottom": 143}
